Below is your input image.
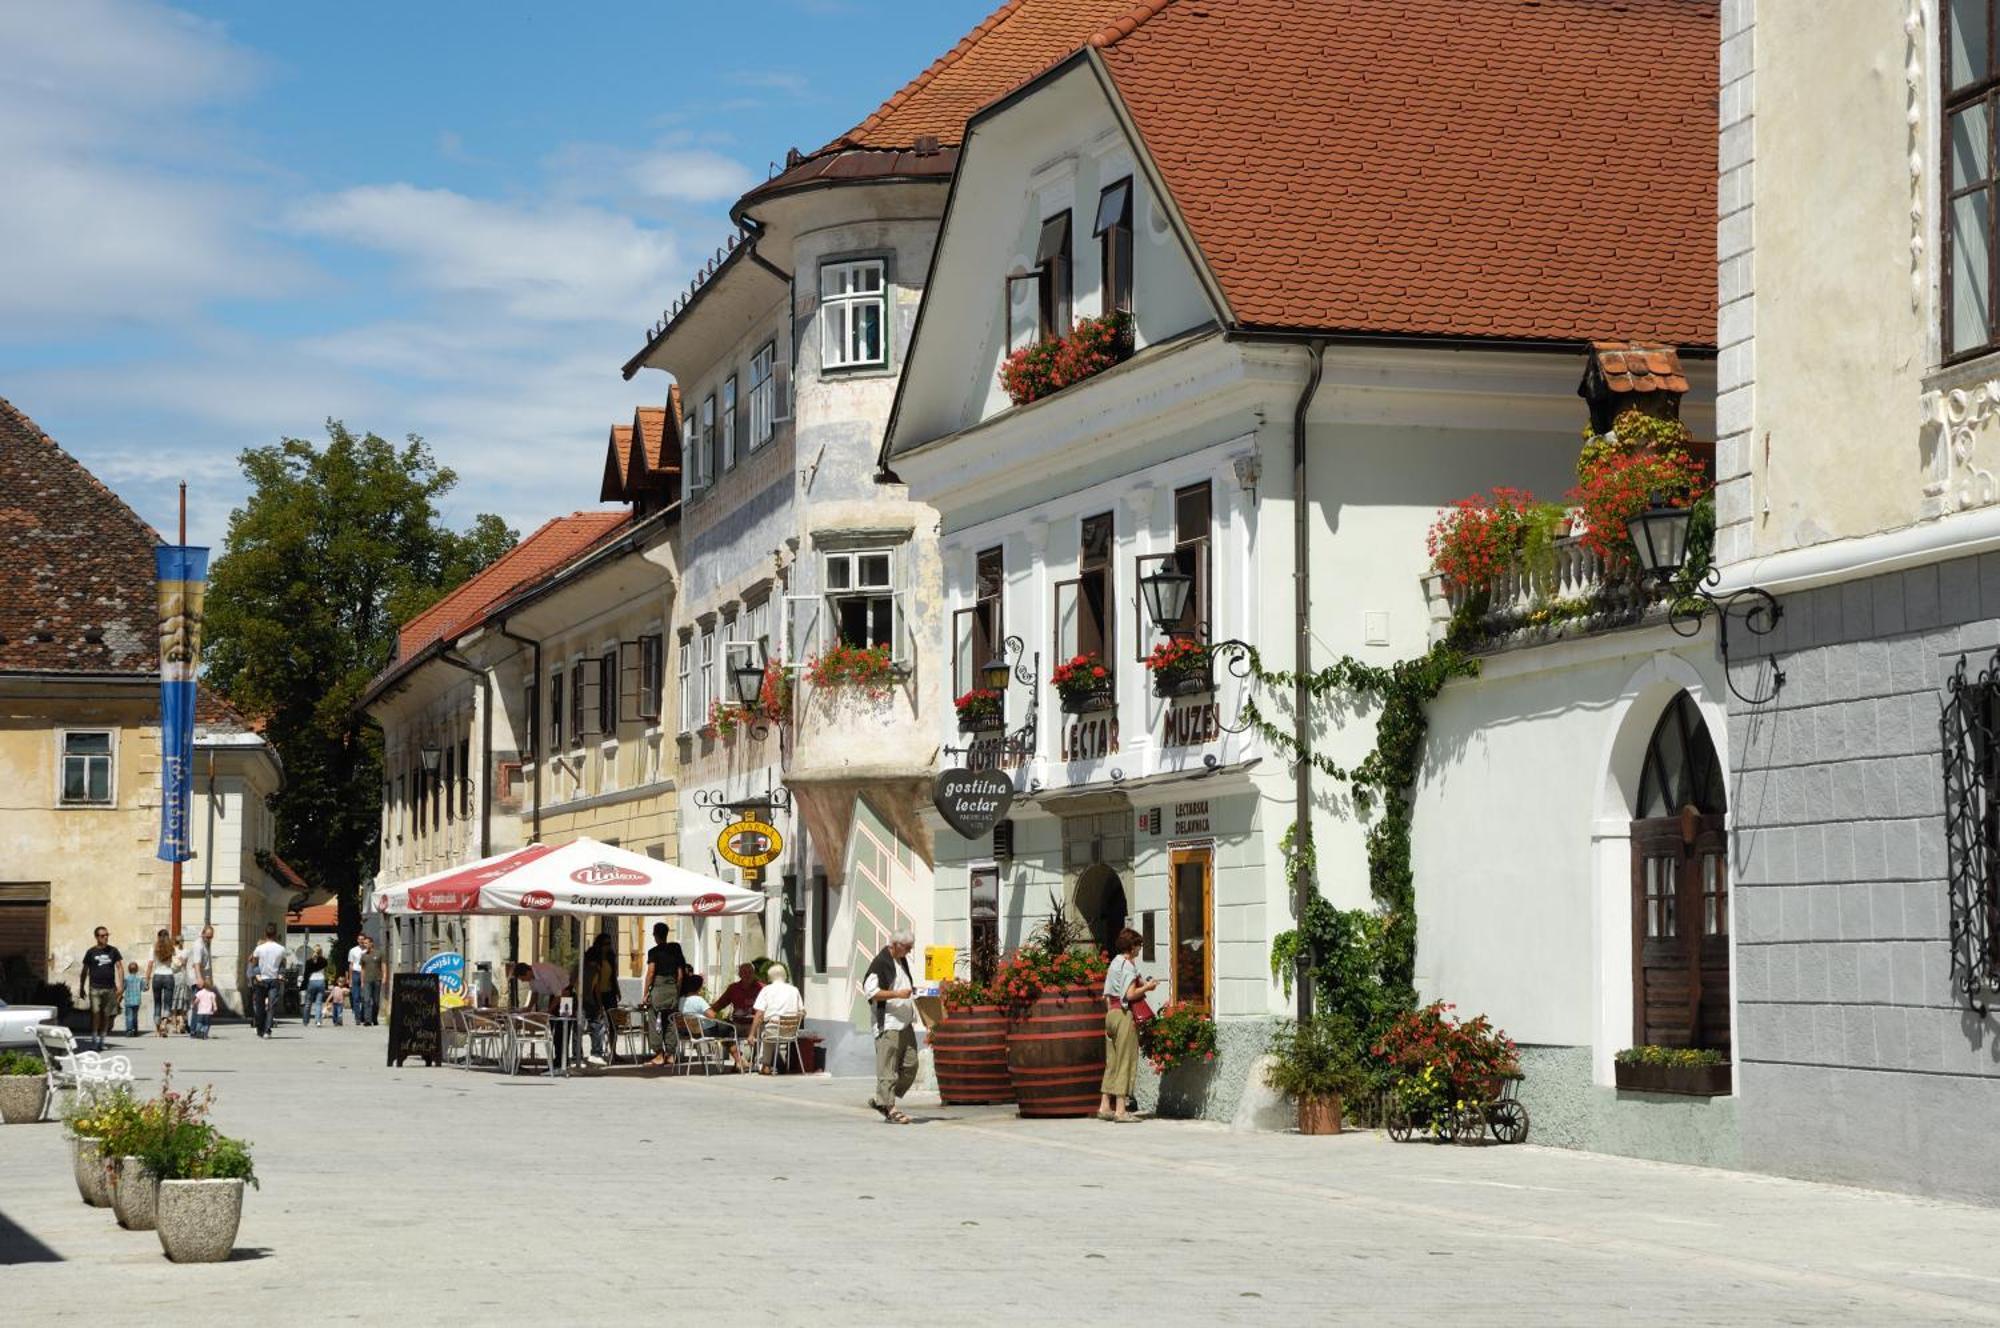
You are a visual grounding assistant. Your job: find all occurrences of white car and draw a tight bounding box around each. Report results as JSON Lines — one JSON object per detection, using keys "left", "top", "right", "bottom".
{"left": 0, "top": 1002, "right": 59, "bottom": 1049}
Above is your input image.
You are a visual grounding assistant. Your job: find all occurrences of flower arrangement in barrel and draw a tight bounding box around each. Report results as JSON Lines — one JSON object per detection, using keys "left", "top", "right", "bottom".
{"left": 992, "top": 897, "right": 1107, "bottom": 1008}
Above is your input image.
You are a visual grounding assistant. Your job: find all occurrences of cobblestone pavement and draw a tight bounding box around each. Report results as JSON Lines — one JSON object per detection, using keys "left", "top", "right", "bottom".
{"left": 6, "top": 1025, "right": 2000, "bottom": 1325}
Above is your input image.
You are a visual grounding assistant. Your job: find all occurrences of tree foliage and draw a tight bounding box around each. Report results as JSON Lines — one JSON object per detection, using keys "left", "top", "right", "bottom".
{"left": 203, "top": 422, "right": 515, "bottom": 943}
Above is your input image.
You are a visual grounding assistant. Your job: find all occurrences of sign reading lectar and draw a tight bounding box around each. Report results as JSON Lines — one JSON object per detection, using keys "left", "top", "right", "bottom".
{"left": 717, "top": 818, "right": 783, "bottom": 869}
{"left": 1061, "top": 713, "right": 1119, "bottom": 761}
{"left": 933, "top": 768, "right": 1014, "bottom": 839}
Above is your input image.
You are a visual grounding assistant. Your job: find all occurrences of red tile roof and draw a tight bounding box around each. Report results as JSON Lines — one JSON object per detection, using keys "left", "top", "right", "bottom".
{"left": 634, "top": 403, "right": 668, "bottom": 472}
{"left": 1588, "top": 341, "right": 1691, "bottom": 395}
{"left": 287, "top": 900, "right": 339, "bottom": 928}
{"left": 391, "top": 510, "right": 630, "bottom": 669}
{"left": 600, "top": 423, "right": 635, "bottom": 502}
{"left": 0, "top": 396, "right": 160, "bottom": 674}
{"left": 1090, "top": 0, "right": 1718, "bottom": 345}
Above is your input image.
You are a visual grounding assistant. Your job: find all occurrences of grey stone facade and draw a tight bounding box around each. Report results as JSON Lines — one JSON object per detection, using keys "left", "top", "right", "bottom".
{"left": 1729, "top": 552, "right": 2000, "bottom": 1203}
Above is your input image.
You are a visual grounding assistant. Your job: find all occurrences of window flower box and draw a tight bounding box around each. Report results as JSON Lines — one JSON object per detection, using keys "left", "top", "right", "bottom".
{"left": 1144, "top": 638, "right": 1212, "bottom": 698}
{"left": 954, "top": 688, "right": 1004, "bottom": 733}
{"left": 1613, "top": 1047, "right": 1731, "bottom": 1096}
{"left": 999, "top": 311, "right": 1132, "bottom": 408}
{"left": 1052, "top": 652, "right": 1113, "bottom": 714}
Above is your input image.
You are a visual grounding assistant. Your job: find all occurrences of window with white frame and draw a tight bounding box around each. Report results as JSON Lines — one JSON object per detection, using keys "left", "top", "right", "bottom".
{"left": 720, "top": 376, "right": 738, "bottom": 472}
{"left": 682, "top": 414, "right": 703, "bottom": 493}
{"left": 821, "top": 260, "right": 886, "bottom": 369}
{"left": 824, "top": 549, "right": 896, "bottom": 649}
{"left": 699, "top": 626, "right": 716, "bottom": 727}
{"left": 748, "top": 342, "right": 776, "bottom": 447}
{"left": 59, "top": 730, "right": 113, "bottom": 805}
{"left": 745, "top": 596, "right": 773, "bottom": 667}
{"left": 700, "top": 395, "right": 717, "bottom": 487}
{"left": 676, "top": 636, "right": 693, "bottom": 733}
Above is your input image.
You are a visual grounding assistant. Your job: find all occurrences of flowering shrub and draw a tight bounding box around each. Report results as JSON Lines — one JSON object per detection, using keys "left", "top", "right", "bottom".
{"left": 993, "top": 944, "right": 1108, "bottom": 1008}
{"left": 954, "top": 687, "right": 1004, "bottom": 731}
{"left": 1425, "top": 487, "right": 1539, "bottom": 592}
{"left": 1577, "top": 407, "right": 1694, "bottom": 481}
{"left": 999, "top": 311, "right": 1132, "bottom": 406}
{"left": 1142, "top": 1001, "right": 1217, "bottom": 1073}
{"left": 806, "top": 643, "right": 895, "bottom": 696}
{"left": 1568, "top": 448, "right": 1709, "bottom": 574}
{"left": 1050, "top": 652, "right": 1112, "bottom": 706}
{"left": 710, "top": 659, "right": 791, "bottom": 739}
{"left": 1373, "top": 1001, "right": 1518, "bottom": 1118}
{"left": 1143, "top": 637, "right": 1208, "bottom": 679}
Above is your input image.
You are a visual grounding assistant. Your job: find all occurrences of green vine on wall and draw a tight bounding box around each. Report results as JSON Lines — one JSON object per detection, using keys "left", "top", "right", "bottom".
{"left": 1258, "top": 640, "right": 1477, "bottom": 1044}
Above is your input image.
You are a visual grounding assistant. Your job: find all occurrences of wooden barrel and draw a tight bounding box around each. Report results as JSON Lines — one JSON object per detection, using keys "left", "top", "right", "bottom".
{"left": 932, "top": 1005, "right": 1014, "bottom": 1105}
{"left": 1007, "top": 983, "right": 1107, "bottom": 1118}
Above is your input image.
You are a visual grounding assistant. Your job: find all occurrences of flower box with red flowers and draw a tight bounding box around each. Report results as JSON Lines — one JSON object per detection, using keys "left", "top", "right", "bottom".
{"left": 1050, "top": 652, "right": 1114, "bottom": 714}
{"left": 1143, "top": 638, "right": 1211, "bottom": 698}
{"left": 1141, "top": 1000, "right": 1218, "bottom": 1074}
{"left": 998, "top": 311, "right": 1133, "bottom": 408}
{"left": 805, "top": 643, "right": 896, "bottom": 697}
{"left": 954, "top": 687, "right": 1004, "bottom": 733}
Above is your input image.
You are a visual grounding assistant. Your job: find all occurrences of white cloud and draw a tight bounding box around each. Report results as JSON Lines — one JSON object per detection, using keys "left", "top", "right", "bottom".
{"left": 288, "top": 184, "right": 683, "bottom": 323}
{"left": 625, "top": 149, "right": 758, "bottom": 203}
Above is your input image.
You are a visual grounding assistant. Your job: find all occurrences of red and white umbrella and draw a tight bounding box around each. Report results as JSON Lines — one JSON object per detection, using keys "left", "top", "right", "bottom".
{"left": 373, "top": 837, "right": 763, "bottom": 918}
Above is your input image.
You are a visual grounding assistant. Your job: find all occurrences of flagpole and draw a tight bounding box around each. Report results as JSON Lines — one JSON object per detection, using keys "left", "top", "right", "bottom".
{"left": 171, "top": 481, "right": 187, "bottom": 936}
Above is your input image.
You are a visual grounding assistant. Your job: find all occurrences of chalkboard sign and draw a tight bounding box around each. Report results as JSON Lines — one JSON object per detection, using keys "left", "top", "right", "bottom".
{"left": 388, "top": 972, "right": 443, "bottom": 1068}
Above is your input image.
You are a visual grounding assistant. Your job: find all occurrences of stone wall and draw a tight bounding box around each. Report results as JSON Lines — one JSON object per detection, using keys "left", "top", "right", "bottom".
{"left": 1729, "top": 553, "right": 2000, "bottom": 1203}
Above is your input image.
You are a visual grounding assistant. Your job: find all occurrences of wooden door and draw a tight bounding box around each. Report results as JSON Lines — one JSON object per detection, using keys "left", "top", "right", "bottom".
{"left": 1170, "top": 846, "right": 1213, "bottom": 1009}
{"left": 1631, "top": 812, "right": 1730, "bottom": 1054}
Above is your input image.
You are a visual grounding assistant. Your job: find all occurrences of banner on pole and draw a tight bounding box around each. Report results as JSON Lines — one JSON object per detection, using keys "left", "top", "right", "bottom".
{"left": 156, "top": 545, "right": 208, "bottom": 863}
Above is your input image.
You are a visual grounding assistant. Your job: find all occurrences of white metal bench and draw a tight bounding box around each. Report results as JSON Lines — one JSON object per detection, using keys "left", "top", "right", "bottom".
{"left": 33, "top": 1024, "right": 134, "bottom": 1120}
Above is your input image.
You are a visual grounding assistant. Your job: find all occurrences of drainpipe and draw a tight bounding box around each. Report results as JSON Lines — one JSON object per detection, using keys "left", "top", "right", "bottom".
{"left": 495, "top": 620, "right": 541, "bottom": 999}
{"left": 1291, "top": 340, "right": 1327, "bottom": 1024}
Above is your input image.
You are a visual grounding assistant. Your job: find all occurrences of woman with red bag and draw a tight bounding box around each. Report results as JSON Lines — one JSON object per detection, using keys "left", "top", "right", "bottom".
{"left": 1098, "top": 927, "right": 1158, "bottom": 1123}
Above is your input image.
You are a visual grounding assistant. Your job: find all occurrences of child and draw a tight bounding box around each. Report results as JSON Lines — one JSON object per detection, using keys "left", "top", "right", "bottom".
{"left": 328, "top": 977, "right": 348, "bottom": 1026}
{"left": 190, "top": 978, "right": 218, "bottom": 1039}
{"left": 120, "top": 961, "right": 143, "bottom": 1037}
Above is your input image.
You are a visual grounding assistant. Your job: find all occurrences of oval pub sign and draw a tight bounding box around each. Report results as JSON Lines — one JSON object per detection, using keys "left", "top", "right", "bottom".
{"left": 717, "top": 818, "right": 783, "bottom": 869}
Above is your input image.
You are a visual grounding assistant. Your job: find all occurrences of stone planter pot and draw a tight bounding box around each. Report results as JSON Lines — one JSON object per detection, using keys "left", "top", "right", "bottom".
{"left": 0, "top": 1074, "right": 46, "bottom": 1123}
{"left": 109, "top": 1155, "right": 161, "bottom": 1230}
{"left": 156, "top": 1178, "right": 245, "bottom": 1263}
{"left": 71, "top": 1134, "right": 112, "bottom": 1207}
{"left": 1297, "top": 1093, "right": 1344, "bottom": 1135}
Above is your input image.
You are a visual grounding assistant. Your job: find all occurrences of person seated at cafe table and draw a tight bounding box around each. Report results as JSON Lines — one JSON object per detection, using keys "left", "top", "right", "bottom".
{"left": 711, "top": 962, "right": 764, "bottom": 1018}
{"left": 746, "top": 962, "right": 805, "bottom": 1074}
{"left": 677, "top": 973, "right": 750, "bottom": 1073}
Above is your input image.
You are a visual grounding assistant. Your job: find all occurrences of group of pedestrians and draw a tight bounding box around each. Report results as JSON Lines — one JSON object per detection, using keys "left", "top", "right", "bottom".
{"left": 78, "top": 923, "right": 221, "bottom": 1048}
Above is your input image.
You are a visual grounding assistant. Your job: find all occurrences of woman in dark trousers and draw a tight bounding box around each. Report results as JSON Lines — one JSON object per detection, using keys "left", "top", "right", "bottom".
{"left": 146, "top": 929, "right": 176, "bottom": 1030}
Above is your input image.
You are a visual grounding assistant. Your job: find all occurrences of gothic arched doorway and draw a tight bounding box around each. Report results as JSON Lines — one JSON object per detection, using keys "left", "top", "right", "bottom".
{"left": 1073, "top": 864, "right": 1129, "bottom": 956}
{"left": 1631, "top": 692, "right": 1731, "bottom": 1056}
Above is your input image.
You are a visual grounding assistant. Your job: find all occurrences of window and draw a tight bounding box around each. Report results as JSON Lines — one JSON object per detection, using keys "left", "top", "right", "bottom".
{"left": 824, "top": 548, "right": 896, "bottom": 649}
{"left": 458, "top": 736, "right": 471, "bottom": 818}
{"left": 955, "top": 547, "right": 1006, "bottom": 695}
{"left": 748, "top": 342, "right": 777, "bottom": 447}
{"left": 59, "top": 730, "right": 112, "bottom": 805}
{"left": 598, "top": 650, "right": 617, "bottom": 735}
{"left": 1057, "top": 513, "right": 1115, "bottom": 673}
{"left": 821, "top": 259, "right": 886, "bottom": 369}
{"left": 970, "top": 865, "right": 999, "bottom": 965}
{"left": 1943, "top": 653, "right": 2000, "bottom": 1001}
{"left": 681, "top": 414, "right": 702, "bottom": 493}
{"left": 745, "top": 596, "right": 773, "bottom": 668}
{"left": 700, "top": 396, "right": 717, "bottom": 489}
{"left": 676, "top": 637, "right": 693, "bottom": 733}
{"left": 699, "top": 627, "right": 715, "bottom": 725}
{"left": 720, "top": 377, "right": 738, "bottom": 472}
{"left": 569, "top": 667, "right": 585, "bottom": 748}
{"left": 1036, "top": 211, "right": 1072, "bottom": 340}
{"left": 1946, "top": 0, "right": 2000, "bottom": 357}
{"left": 638, "top": 633, "right": 664, "bottom": 722}
{"left": 523, "top": 678, "right": 539, "bottom": 760}
{"left": 1139, "top": 481, "right": 1213, "bottom": 656}
{"left": 1095, "top": 177, "right": 1133, "bottom": 315}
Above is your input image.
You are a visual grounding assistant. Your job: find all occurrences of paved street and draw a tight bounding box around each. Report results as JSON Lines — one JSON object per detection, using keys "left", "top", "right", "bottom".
{"left": 4, "top": 1027, "right": 2000, "bottom": 1325}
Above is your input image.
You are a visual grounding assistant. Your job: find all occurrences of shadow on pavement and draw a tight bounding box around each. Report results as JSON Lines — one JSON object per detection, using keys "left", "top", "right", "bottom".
{"left": 227, "top": 1247, "right": 275, "bottom": 1262}
{"left": 0, "top": 1208, "right": 62, "bottom": 1264}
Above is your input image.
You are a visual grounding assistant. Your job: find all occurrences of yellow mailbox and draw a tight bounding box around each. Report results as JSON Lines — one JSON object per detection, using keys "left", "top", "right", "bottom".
{"left": 924, "top": 944, "right": 957, "bottom": 982}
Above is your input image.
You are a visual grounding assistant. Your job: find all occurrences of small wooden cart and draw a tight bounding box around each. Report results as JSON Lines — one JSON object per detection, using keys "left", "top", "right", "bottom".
{"left": 1384, "top": 1070, "right": 1530, "bottom": 1146}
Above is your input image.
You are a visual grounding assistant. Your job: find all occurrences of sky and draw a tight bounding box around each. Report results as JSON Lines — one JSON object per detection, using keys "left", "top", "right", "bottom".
{"left": 1, "top": 0, "right": 998, "bottom": 549}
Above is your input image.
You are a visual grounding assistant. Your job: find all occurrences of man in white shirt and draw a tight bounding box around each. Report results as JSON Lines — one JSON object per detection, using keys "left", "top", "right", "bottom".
{"left": 250, "top": 924, "right": 289, "bottom": 1039}
{"left": 347, "top": 938, "right": 368, "bottom": 1024}
{"left": 511, "top": 961, "right": 570, "bottom": 1011}
{"left": 862, "top": 930, "right": 919, "bottom": 1123}
{"left": 747, "top": 964, "right": 805, "bottom": 1074}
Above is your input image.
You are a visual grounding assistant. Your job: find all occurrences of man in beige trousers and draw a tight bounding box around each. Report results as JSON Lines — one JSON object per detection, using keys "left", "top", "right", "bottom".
{"left": 863, "top": 929, "right": 919, "bottom": 1124}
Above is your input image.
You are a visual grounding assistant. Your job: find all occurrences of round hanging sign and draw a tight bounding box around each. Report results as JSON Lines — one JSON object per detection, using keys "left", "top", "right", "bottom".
{"left": 717, "top": 818, "right": 783, "bottom": 869}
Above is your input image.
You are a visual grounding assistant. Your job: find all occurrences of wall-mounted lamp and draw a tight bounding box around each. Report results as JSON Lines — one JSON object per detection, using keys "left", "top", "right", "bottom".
{"left": 1627, "top": 497, "right": 1785, "bottom": 706}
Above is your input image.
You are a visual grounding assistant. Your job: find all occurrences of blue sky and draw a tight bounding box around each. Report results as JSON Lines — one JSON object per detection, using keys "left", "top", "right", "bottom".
{"left": 2, "top": 0, "right": 996, "bottom": 547}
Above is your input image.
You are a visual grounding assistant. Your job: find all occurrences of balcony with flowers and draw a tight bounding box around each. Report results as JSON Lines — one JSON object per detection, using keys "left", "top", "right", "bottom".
{"left": 998, "top": 311, "right": 1132, "bottom": 409}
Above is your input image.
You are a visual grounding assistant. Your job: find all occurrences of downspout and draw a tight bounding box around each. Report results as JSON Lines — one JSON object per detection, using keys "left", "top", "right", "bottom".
{"left": 495, "top": 620, "right": 541, "bottom": 1000}
{"left": 1291, "top": 339, "right": 1327, "bottom": 1024}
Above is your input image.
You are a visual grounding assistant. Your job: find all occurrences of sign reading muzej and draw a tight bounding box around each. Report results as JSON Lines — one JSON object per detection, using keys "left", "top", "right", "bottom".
{"left": 155, "top": 544, "right": 208, "bottom": 863}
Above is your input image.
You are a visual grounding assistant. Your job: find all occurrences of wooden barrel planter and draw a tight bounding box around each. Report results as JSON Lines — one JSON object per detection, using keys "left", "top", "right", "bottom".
{"left": 932, "top": 1005, "right": 1014, "bottom": 1105}
{"left": 1006, "top": 983, "right": 1106, "bottom": 1118}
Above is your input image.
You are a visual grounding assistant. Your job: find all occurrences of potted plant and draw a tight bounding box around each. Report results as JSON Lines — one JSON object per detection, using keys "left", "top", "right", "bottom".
{"left": 150, "top": 1130, "right": 258, "bottom": 1263}
{"left": 953, "top": 687, "right": 1004, "bottom": 733}
{"left": 1614, "top": 1045, "right": 1731, "bottom": 1096}
{"left": 806, "top": 643, "right": 896, "bottom": 698}
{"left": 104, "top": 1072, "right": 214, "bottom": 1232}
{"left": 998, "top": 901, "right": 1109, "bottom": 1117}
{"left": 1374, "top": 1001, "right": 1521, "bottom": 1141}
{"left": 1144, "top": 638, "right": 1212, "bottom": 698}
{"left": 1051, "top": 652, "right": 1113, "bottom": 714}
{"left": 64, "top": 1085, "right": 140, "bottom": 1208}
{"left": 998, "top": 310, "right": 1131, "bottom": 407}
{"left": 1264, "top": 1015, "right": 1368, "bottom": 1135}
{"left": 0, "top": 1049, "right": 46, "bottom": 1124}
{"left": 932, "top": 933, "right": 1012, "bottom": 1105}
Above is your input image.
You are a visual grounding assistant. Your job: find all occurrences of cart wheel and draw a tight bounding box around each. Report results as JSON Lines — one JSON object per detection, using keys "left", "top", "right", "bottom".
{"left": 1487, "top": 1098, "right": 1530, "bottom": 1145}
{"left": 1446, "top": 1105, "right": 1480, "bottom": 1145}
{"left": 1385, "top": 1097, "right": 1413, "bottom": 1143}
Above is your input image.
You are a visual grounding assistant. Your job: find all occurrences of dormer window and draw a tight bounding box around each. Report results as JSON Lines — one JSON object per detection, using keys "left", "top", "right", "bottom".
{"left": 821, "top": 260, "right": 886, "bottom": 369}
{"left": 1035, "top": 211, "right": 1072, "bottom": 339}
{"left": 1094, "top": 178, "right": 1133, "bottom": 315}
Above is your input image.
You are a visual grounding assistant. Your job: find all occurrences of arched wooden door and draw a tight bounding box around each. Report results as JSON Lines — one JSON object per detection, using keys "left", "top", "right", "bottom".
{"left": 1630, "top": 693, "right": 1731, "bottom": 1053}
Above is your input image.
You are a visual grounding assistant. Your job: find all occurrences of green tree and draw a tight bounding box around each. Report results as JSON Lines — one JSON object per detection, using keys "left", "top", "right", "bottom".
{"left": 203, "top": 422, "right": 516, "bottom": 950}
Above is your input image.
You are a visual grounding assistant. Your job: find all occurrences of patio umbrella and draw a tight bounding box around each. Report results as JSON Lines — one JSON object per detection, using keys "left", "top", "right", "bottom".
{"left": 373, "top": 837, "right": 763, "bottom": 917}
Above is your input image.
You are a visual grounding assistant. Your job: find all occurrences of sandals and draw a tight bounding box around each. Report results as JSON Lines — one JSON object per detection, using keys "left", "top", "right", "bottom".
{"left": 884, "top": 1108, "right": 913, "bottom": 1125}
{"left": 1096, "top": 1109, "right": 1116, "bottom": 1122}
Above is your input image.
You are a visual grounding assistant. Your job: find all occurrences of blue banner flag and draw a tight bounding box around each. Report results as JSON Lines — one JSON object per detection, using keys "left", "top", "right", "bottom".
{"left": 156, "top": 545, "right": 209, "bottom": 863}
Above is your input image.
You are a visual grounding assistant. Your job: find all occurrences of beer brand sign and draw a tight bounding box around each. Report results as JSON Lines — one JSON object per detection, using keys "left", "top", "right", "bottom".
{"left": 717, "top": 818, "right": 783, "bottom": 869}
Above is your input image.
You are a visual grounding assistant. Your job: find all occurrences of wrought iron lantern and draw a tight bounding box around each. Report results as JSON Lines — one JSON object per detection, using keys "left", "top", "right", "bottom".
{"left": 1626, "top": 494, "right": 1785, "bottom": 706}
{"left": 1138, "top": 565, "right": 1195, "bottom": 636}
{"left": 979, "top": 654, "right": 1013, "bottom": 693}
{"left": 728, "top": 655, "right": 766, "bottom": 707}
